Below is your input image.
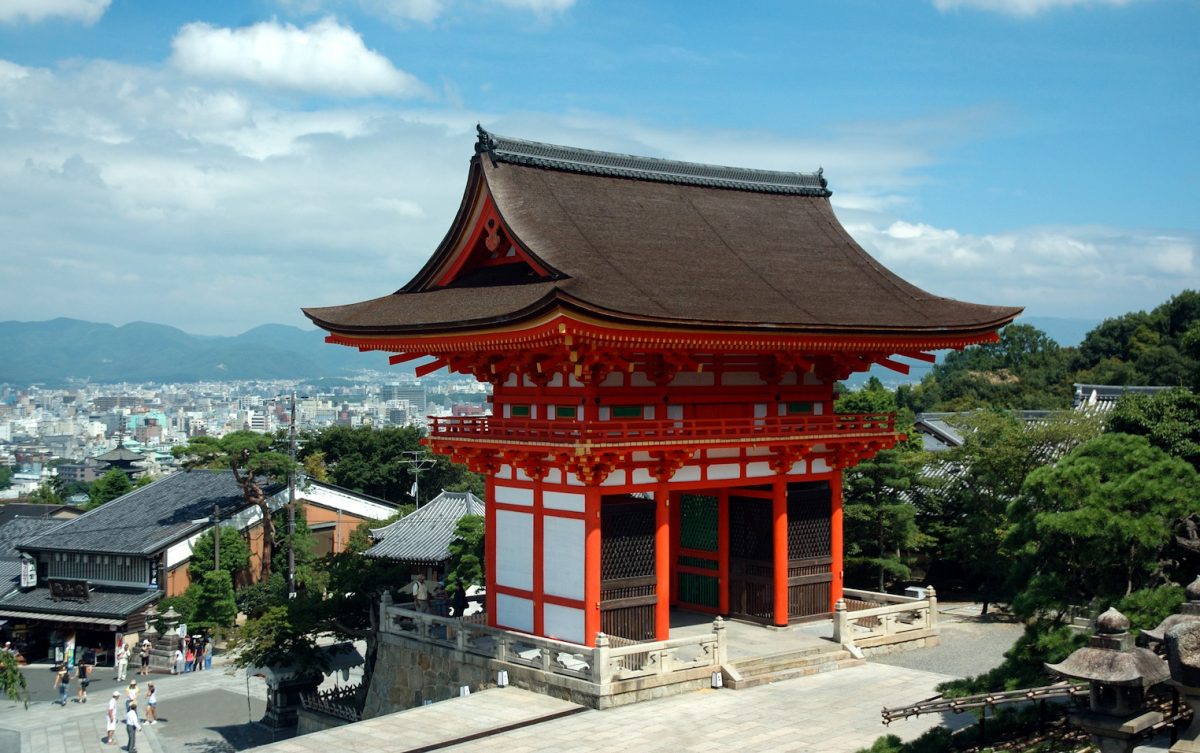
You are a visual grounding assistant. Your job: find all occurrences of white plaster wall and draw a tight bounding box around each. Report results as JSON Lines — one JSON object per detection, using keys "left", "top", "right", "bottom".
{"left": 600, "top": 469, "right": 627, "bottom": 487}
{"left": 495, "top": 510, "right": 533, "bottom": 591}
{"left": 543, "top": 604, "right": 584, "bottom": 645}
{"left": 708, "top": 448, "right": 739, "bottom": 459}
{"left": 495, "top": 484, "right": 533, "bottom": 507}
{"left": 670, "top": 371, "right": 715, "bottom": 387}
{"left": 810, "top": 457, "right": 830, "bottom": 473}
{"left": 542, "top": 517, "right": 584, "bottom": 600}
{"left": 746, "top": 462, "right": 773, "bottom": 478}
{"left": 548, "top": 374, "right": 564, "bottom": 388}
{"left": 721, "top": 371, "right": 767, "bottom": 386}
{"left": 496, "top": 594, "right": 534, "bottom": 633}
{"left": 673, "top": 465, "right": 701, "bottom": 482}
{"left": 667, "top": 405, "right": 683, "bottom": 421}
{"left": 708, "top": 463, "right": 741, "bottom": 480}
{"left": 544, "top": 490, "right": 585, "bottom": 512}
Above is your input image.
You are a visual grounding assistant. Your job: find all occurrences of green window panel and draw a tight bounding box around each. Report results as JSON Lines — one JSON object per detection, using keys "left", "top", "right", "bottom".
{"left": 679, "top": 494, "right": 718, "bottom": 552}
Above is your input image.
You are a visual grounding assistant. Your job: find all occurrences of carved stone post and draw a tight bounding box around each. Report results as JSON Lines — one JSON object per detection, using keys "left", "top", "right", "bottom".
{"left": 592, "top": 632, "right": 609, "bottom": 685}
{"left": 926, "top": 585, "right": 938, "bottom": 630}
{"left": 833, "top": 598, "right": 848, "bottom": 645}
{"left": 379, "top": 590, "right": 392, "bottom": 634}
{"left": 712, "top": 616, "right": 727, "bottom": 666}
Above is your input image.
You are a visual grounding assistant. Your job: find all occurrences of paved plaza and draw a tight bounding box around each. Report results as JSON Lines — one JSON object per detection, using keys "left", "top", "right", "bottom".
{"left": 1, "top": 603, "right": 1021, "bottom": 753}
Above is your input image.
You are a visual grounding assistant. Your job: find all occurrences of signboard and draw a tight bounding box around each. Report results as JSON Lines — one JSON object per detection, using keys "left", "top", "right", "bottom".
{"left": 49, "top": 578, "right": 90, "bottom": 601}
{"left": 19, "top": 557, "right": 36, "bottom": 588}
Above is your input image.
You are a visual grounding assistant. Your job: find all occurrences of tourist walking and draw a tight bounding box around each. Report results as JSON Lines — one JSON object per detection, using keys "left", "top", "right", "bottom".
{"left": 144, "top": 683, "right": 157, "bottom": 724}
{"left": 410, "top": 573, "right": 430, "bottom": 612}
{"left": 75, "top": 655, "right": 91, "bottom": 703}
{"left": 53, "top": 666, "right": 69, "bottom": 706}
{"left": 106, "top": 691, "right": 119, "bottom": 745}
{"left": 125, "top": 702, "right": 142, "bottom": 753}
{"left": 204, "top": 635, "right": 214, "bottom": 670}
{"left": 125, "top": 680, "right": 138, "bottom": 712}
{"left": 191, "top": 636, "right": 204, "bottom": 672}
{"left": 172, "top": 646, "right": 185, "bottom": 675}
{"left": 138, "top": 638, "right": 151, "bottom": 676}
{"left": 115, "top": 642, "right": 129, "bottom": 681}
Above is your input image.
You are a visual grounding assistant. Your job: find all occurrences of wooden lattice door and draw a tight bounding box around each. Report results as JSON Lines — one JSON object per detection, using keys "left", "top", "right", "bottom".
{"left": 599, "top": 496, "right": 657, "bottom": 641}
{"left": 787, "top": 481, "right": 833, "bottom": 620}
{"left": 728, "top": 495, "right": 774, "bottom": 623}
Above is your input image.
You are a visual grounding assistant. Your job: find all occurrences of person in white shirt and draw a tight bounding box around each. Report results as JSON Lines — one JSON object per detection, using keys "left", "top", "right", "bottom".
{"left": 115, "top": 643, "right": 129, "bottom": 682}
{"left": 173, "top": 647, "right": 185, "bottom": 675}
{"left": 125, "top": 702, "right": 142, "bottom": 753}
{"left": 144, "top": 683, "right": 157, "bottom": 724}
{"left": 106, "top": 691, "right": 119, "bottom": 746}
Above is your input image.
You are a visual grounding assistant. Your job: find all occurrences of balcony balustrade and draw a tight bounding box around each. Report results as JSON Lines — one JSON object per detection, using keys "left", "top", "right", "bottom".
{"left": 428, "top": 412, "right": 896, "bottom": 449}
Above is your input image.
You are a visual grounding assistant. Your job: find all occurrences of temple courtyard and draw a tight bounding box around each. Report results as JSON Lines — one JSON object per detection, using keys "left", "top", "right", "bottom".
{"left": 0, "top": 603, "right": 1030, "bottom": 753}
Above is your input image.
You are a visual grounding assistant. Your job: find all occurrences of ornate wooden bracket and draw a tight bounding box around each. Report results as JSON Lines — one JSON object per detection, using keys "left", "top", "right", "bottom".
{"left": 649, "top": 449, "right": 691, "bottom": 483}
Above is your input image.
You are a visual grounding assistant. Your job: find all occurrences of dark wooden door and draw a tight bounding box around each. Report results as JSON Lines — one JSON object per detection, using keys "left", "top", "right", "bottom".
{"left": 600, "top": 496, "right": 657, "bottom": 641}
{"left": 787, "top": 482, "right": 833, "bottom": 621}
{"left": 728, "top": 495, "right": 774, "bottom": 623}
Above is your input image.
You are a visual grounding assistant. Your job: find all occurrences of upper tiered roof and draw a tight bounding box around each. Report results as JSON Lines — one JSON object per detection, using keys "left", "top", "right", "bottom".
{"left": 303, "top": 128, "right": 1020, "bottom": 342}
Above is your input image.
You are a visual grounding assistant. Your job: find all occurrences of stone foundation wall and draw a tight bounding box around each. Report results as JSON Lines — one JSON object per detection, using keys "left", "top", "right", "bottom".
{"left": 859, "top": 635, "right": 939, "bottom": 657}
{"left": 363, "top": 632, "right": 715, "bottom": 719}
{"left": 296, "top": 709, "right": 354, "bottom": 735}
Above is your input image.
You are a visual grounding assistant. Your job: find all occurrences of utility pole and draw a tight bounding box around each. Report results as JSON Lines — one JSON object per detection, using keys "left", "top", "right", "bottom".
{"left": 213, "top": 503, "right": 220, "bottom": 572}
{"left": 399, "top": 450, "right": 434, "bottom": 507}
{"left": 288, "top": 390, "right": 297, "bottom": 599}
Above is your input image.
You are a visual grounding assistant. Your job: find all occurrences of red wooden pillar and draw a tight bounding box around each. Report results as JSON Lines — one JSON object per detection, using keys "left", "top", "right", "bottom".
{"left": 532, "top": 478, "right": 544, "bottom": 636}
{"left": 485, "top": 475, "right": 497, "bottom": 627}
{"left": 772, "top": 477, "right": 789, "bottom": 627}
{"left": 669, "top": 489, "right": 681, "bottom": 606}
{"left": 830, "top": 470, "right": 844, "bottom": 610}
{"left": 717, "top": 488, "right": 730, "bottom": 615}
{"left": 584, "top": 487, "right": 602, "bottom": 645}
{"left": 655, "top": 482, "right": 671, "bottom": 640}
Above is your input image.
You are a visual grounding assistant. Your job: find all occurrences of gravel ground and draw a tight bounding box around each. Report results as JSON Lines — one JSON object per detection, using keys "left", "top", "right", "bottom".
{"left": 868, "top": 601, "right": 1025, "bottom": 680}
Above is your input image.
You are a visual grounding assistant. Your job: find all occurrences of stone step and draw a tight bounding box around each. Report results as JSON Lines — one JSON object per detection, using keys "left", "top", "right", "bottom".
{"left": 724, "top": 644, "right": 833, "bottom": 672}
{"left": 723, "top": 647, "right": 862, "bottom": 690}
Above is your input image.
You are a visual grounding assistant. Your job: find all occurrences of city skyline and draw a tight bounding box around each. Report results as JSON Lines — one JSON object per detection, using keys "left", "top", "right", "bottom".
{"left": 1, "top": 0, "right": 1196, "bottom": 336}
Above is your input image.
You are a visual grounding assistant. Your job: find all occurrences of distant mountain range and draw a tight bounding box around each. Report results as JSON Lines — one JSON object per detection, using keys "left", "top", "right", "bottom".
{"left": 0, "top": 318, "right": 395, "bottom": 384}
{"left": 0, "top": 315, "right": 1100, "bottom": 386}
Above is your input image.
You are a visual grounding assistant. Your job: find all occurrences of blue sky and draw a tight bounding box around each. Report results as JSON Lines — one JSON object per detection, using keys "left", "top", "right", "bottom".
{"left": 0, "top": 0, "right": 1196, "bottom": 336}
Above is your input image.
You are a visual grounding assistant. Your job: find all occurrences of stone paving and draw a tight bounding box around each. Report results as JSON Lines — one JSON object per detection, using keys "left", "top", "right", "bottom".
{"left": 0, "top": 659, "right": 281, "bottom": 753}
{"left": 252, "top": 663, "right": 967, "bottom": 753}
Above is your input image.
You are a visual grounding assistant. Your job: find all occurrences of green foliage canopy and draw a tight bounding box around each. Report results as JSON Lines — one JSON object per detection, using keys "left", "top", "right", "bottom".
{"left": 87, "top": 469, "right": 133, "bottom": 509}
{"left": 445, "top": 514, "right": 485, "bottom": 596}
{"left": 192, "top": 570, "right": 238, "bottom": 630}
{"left": 1006, "top": 432, "right": 1200, "bottom": 621}
{"left": 1108, "top": 387, "right": 1200, "bottom": 470}
{"left": 188, "top": 526, "right": 251, "bottom": 582}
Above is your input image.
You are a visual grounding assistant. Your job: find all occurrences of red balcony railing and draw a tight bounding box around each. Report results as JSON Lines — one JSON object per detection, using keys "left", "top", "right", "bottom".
{"left": 427, "top": 413, "right": 896, "bottom": 447}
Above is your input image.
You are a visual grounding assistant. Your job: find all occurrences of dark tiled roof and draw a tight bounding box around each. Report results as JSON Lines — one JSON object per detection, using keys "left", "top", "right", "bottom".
{"left": 0, "top": 503, "right": 78, "bottom": 527}
{"left": 19, "top": 470, "right": 283, "bottom": 556}
{"left": 0, "top": 517, "right": 65, "bottom": 560}
{"left": 0, "top": 584, "right": 159, "bottom": 620}
{"left": 304, "top": 132, "right": 1021, "bottom": 338}
{"left": 365, "top": 490, "right": 483, "bottom": 564}
{"left": 94, "top": 444, "right": 145, "bottom": 462}
{"left": 477, "top": 128, "right": 831, "bottom": 197}
{"left": 0, "top": 561, "right": 20, "bottom": 600}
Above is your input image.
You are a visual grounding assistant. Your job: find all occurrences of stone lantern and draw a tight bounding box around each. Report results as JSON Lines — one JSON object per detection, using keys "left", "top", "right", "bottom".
{"left": 1165, "top": 621, "right": 1200, "bottom": 753}
{"left": 1142, "top": 576, "right": 1200, "bottom": 645}
{"left": 142, "top": 604, "right": 161, "bottom": 639}
{"left": 1046, "top": 607, "right": 1168, "bottom": 753}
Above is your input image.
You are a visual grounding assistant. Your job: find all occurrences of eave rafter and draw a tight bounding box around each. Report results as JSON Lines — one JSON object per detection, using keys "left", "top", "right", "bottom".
{"left": 428, "top": 434, "right": 901, "bottom": 486}
{"left": 325, "top": 315, "right": 985, "bottom": 383}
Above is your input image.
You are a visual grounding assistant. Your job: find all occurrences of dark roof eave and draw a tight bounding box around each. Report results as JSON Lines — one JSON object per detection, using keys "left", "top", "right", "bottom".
{"left": 308, "top": 290, "right": 1023, "bottom": 343}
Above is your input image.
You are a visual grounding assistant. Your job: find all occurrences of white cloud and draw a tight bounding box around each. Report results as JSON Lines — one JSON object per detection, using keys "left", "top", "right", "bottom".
{"left": 493, "top": 0, "right": 576, "bottom": 13}
{"left": 845, "top": 219, "right": 1199, "bottom": 318}
{"left": 359, "top": 0, "right": 444, "bottom": 23}
{"left": 931, "top": 0, "right": 1143, "bottom": 17}
{"left": 0, "top": 0, "right": 109, "bottom": 25}
{"left": 169, "top": 17, "right": 425, "bottom": 98}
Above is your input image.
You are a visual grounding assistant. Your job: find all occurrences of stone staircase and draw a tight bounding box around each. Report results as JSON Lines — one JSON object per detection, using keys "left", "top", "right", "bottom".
{"left": 721, "top": 643, "right": 863, "bottom": 690}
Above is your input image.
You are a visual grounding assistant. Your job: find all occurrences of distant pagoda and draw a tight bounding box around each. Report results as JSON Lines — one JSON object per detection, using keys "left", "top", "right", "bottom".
{"left": 94, "top": 438, "right": 144, "bottom": 479}
{"left": 304, "top": 128, "right": 1021, "bottom": 646}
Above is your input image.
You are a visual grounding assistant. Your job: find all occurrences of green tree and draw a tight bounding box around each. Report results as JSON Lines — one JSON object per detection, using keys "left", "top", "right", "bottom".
{"left": 173, "top": 431, "right": 296, "bottom": 579}
{"left": 192, "top": 570, "right": 238, "bottom": 631}
{"left": 188, "top": 526, "right": 252, "bottom": 582}
{"left": 22, "top": 481, "right": 63, "bottom": 505}
{"left": 231, "top": 605, "right": 320, "bottom": 672}
{"left": 303, "top": 451, "right": 330, "bottom": 482}
{"left": 1073, "top": 290, "right": 1200, "bottom": 387}
{"left": 0, "top": 465, "right": 11, "bottom": 490}
{"left": 1108, "top": 387, "right": 1200, "bottom": 470}
{"left": 842, "top": 449, "right": 926, "bottom": 592}
{"left": 299, "top": 426, "right": 479, "bottom": 503}
{"left": 271, "top": 506, "right": 325, "bottom": 594}
{"left": 445, "top": 514, "right": 485, "bottom": 596}
{"left": 921, "top": 410, "right": 1104, "bottom": 615}
{"left": 1006, "top": 432, "right": 1200, "bottom": 622}
{"left": 0, "top": 650, "right": 30, "bottom": 708}
{"left": 86, "top": 469, "right": 133, "bottom": 509}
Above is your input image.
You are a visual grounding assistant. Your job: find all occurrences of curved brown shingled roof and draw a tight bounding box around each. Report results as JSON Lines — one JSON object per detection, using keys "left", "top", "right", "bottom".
{"left": 303, "top": 130, "right": 1020, "bottom": 337}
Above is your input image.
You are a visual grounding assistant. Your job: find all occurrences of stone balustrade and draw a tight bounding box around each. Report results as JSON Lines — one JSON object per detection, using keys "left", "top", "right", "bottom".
{"left": 834, "top": 586, "right": 939, "bottom": 651}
